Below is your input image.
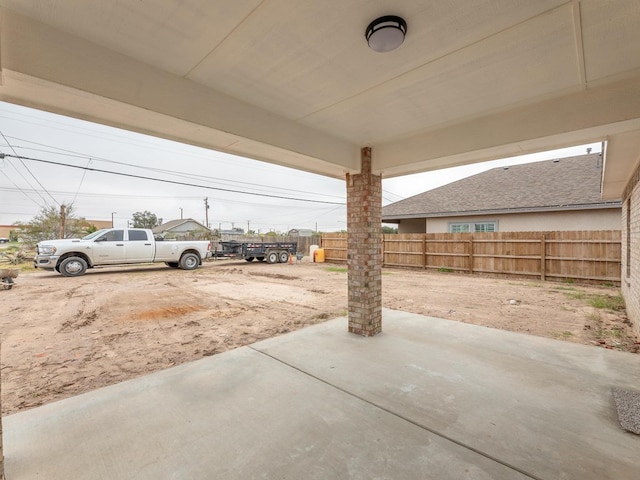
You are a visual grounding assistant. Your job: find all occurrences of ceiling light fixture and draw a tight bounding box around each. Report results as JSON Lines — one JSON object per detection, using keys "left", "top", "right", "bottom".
{"left": 365, "top": 15, "right": 407, "bottom": 53}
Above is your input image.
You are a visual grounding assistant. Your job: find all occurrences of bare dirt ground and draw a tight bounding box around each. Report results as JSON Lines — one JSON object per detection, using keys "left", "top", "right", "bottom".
{"left": 1, "top": 259, "right": 638, "bottom": 415}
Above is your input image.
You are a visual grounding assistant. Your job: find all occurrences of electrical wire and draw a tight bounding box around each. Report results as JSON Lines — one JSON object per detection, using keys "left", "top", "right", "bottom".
{"left": 0, "top": 131, "right": 59, "bottom": 206}
{"left": 2, "top": 135, "right": 346, "bottom": 201}
{"left": 1, "top": 153, "right": 346, "bottom": 206}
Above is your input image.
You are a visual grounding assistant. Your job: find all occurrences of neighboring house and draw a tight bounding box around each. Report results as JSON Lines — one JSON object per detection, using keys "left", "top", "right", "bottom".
{"left": 0, "top": 224, "right": 17, "bottom": 239}
{"left": 287, "top": 229, "right": 315, "bottom": 237}
{"left": 152, "top": 218, "right": 211, "bottom": 239}
{"left": 89, "top": 220, "right": 113, "bottom": 230}
{"left": 219, "top": 229, "right": 244, "bottom": 236}
{"left": 382, "top": 153, "right": 621, "bottom": 233}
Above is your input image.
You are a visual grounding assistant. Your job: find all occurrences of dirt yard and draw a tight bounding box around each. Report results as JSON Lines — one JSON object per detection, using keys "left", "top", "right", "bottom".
{"left": 1, "top": 259, "right": 637, "bottom": 415}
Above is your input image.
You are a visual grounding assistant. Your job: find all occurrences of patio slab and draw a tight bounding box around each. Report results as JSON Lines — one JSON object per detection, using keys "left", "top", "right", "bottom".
{"left": 3, "top": 309, "right": 640, "bottom": 479}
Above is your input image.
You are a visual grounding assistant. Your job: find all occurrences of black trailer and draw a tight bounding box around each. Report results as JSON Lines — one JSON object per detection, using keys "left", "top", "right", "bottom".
{"left": 215, "top": 241, "right": 297, "bottom": 264}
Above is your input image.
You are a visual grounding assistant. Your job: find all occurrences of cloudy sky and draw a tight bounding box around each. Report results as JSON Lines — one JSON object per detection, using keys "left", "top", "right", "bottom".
{"left": 0, "top": 102, "right": 600, "bottom": 232}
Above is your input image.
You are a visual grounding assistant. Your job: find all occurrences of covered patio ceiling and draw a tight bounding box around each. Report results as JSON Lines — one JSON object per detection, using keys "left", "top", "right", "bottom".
{"left": 0, "top": 0, "right": 639, "bottom": 196}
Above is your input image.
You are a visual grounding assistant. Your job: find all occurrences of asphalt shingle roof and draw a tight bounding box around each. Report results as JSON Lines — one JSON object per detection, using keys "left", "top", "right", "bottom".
{"left": 382, "top": 153, "right": 621, "bottom": 220}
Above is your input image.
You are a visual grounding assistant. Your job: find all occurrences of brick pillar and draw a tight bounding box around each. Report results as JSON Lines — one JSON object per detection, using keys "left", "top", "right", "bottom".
{"left": 346, "top": 147, "right": 382, "bottom": 336}
{"left": 1, "top": 338, "right": 4, "bottom": 480}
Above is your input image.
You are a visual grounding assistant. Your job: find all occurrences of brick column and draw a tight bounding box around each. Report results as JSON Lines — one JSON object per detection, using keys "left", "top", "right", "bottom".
{"left": 346, "top": 147, "right": 382, "bottom": 336}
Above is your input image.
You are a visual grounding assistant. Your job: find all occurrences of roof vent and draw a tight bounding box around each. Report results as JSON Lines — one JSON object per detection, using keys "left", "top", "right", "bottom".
{"left": 503, "top": 167, "right": 509, "bottom": 170}
{"left": 553, "top": 159, "right": 560, "bottom": 163}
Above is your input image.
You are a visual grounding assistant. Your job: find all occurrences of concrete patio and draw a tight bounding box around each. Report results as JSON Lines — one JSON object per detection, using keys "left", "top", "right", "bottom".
{"left": 3, "top": 309, "right": 639, "bottom": 479}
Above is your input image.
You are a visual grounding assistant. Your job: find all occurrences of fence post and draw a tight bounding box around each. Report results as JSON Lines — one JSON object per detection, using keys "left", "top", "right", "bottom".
{"left": 422, "top": 235, "right": 427, "bottom": 270}
{"left": 540, "top": 234, "right": 546, "bottom": 281}
{"left": 381, "top": 236, "right": 385, "bottom": 267}
{"left": 469, "top": 236, "right": 474, "bottom": 274}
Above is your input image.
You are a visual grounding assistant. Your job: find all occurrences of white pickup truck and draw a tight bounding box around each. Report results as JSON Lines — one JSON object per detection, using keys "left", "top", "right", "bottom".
{"left": 34, "top": 228, "right": 211, "bottom": 277}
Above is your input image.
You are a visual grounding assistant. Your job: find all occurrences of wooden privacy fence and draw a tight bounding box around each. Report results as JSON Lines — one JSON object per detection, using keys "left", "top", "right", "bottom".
{"left": 321, "top": 231, "right": 621, "bottom": 284}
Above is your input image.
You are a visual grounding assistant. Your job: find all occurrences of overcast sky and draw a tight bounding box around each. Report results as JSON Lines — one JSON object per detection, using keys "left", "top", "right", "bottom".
{"left": 0, "top": 102, "right": 601, "bottom": 232}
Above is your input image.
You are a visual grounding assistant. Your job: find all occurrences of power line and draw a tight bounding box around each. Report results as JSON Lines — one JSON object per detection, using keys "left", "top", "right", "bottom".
{"left": 0, "top": 131, "right": 59, "bottom": 206}
{"left": 0, "top": 153, "right": 346, "bottom": 206}
{"left": 2, "top": 135, "right": 346, "bottom": 201}
{"left": 0, "top": 154, "right": 46, "bottom": 207}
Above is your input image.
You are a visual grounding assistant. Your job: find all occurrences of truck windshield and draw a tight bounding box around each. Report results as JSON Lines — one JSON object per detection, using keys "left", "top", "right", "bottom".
{"left": 82, "top": 229, "right": 108, "bottom": 240}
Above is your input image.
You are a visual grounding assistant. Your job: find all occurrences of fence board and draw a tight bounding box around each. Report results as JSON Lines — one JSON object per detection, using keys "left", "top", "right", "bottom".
{"left": 321, "top": 231, "right": 621, "bottom": 284}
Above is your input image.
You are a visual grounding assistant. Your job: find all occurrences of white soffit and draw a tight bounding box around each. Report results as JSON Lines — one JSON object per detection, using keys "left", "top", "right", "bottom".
{"left": 0, "top": 0, "right": 638, "bottom": 187}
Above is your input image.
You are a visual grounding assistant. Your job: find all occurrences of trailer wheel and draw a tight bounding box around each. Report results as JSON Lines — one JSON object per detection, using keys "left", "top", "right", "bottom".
{"left": 266, "top": 251, "right": 278, "bottom": 264}
{"left": 245, "top": 257, "right": 254, "bottom": 262}
{"left": 59, "top": 256, "right": 88, "bottom": 277}
{"left": 180, "top": 252, "right": 200, "bottom": 270}
{"left": 278, "top": 251, "right": 290, "bottom": 263}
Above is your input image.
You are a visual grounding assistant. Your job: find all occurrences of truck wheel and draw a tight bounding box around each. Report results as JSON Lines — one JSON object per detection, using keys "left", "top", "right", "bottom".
{"left": 165, "top": 262, "right": 179, "bottom": 268}
{"left": 180, "top": 252, "right": 200, "bottom": 270}
{"left": 278, "top": 251, "right": 289, "bottom": 263}
{"left": 59, "top": 256, "right": 88, "bottom": 277}
{"left": 266, "top": 251, "right": 278, "bottom": 264}
{"left": 245, "top": 257, "right": 254, "bottom": 262}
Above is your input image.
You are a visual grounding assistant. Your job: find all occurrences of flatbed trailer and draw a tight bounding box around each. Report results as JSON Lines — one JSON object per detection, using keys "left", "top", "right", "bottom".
{"left": 215, "top": 241, "right": 297, "bottom": 264}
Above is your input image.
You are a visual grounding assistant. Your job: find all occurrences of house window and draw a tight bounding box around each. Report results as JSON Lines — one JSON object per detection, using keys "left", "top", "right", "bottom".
{"left": 449, "top": 221, "right": 497, "bottom": 233}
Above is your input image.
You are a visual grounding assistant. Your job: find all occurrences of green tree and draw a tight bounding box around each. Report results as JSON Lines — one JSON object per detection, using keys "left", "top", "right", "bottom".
{"left": 382, "top": 226, "right": 398, "bottom": 234}
{"left": 131, "top": 211, "right": 162, "bottom": 229}
{"left": 16, "top": 204, "right": 91, "bottom": 242}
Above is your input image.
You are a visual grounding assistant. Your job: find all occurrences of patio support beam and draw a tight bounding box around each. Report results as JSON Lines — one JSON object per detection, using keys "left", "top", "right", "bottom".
{"left": 346, "top": 147, "right": 382, "bottom": 336}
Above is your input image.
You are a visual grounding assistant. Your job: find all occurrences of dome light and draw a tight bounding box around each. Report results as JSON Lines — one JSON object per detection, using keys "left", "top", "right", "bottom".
{"left": 365, "top": 16, "right": 407, "bottom": 53}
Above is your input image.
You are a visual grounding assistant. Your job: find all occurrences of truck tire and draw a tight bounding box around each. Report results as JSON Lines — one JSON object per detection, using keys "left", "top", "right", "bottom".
{"left": 266, "top": 251, "right": 278, "bottom": 264}
{"left": 179, "top": 252, "right": 200, "bottom": 270}
{"left": 59, "top": 256, "right": 88, "bottom": 277}
{"left": 245, "top": 257, "right": 254, "bottom": 262}
{"left": 278, "top": 251, "right": 289, "bottom": 263}
{"left": 165, "top": 262, "right": 179, "bottom": 268}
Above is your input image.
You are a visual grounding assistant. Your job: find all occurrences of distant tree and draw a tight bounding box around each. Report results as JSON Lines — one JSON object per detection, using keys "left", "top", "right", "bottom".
{"left": 131, "top": 211, "right": 162, "bottom": 229}
{"left": 382, "top": 226, "right": 398, "bottom": 234}
{"left": 16, "top": 204, "right": 91, "bottom": 242}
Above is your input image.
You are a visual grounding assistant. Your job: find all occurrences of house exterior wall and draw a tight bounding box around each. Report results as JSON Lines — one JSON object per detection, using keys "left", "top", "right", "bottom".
{"left": 0, "top": 225, "right": 16, "bottom": 238}
{"left": 165, "top": 221, "right": 207, "bottom": 233}
{"left": 622, "top": 168, "right": 640, "bottom": 338}
{"left": 396, "top": 218, "right": 426, "bottom": 233}
{"left": 396, "top": 209, "right": 620, "bottom": 234}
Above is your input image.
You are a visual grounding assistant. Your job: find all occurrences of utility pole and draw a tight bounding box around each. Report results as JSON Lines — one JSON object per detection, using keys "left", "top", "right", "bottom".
{"left": 59, "top": 204, "right": 66, "bottom": 238}
{"left": 204, "top": 197, "right": 210, "bottom": 229}
{"left": 247, "top": 220, "right": 250, "bottom": 233}
{"left": 111, "top": 212, "right": 116, "bottom": 228}
{"left": 179, "top": 207, "right": 183, "bottom": 220}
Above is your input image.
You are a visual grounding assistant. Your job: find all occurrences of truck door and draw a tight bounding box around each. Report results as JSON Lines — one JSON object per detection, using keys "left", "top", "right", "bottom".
{"left": 92, "top": 229, "right": 126, "bottom": 264}
{"left": 125, "top": 230, "right": 155, "bottom": 262}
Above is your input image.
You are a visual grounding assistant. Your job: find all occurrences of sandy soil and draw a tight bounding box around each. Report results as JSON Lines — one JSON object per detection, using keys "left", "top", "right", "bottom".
{"left": 1, "top": 259, "right": 637, "bottom": 415}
